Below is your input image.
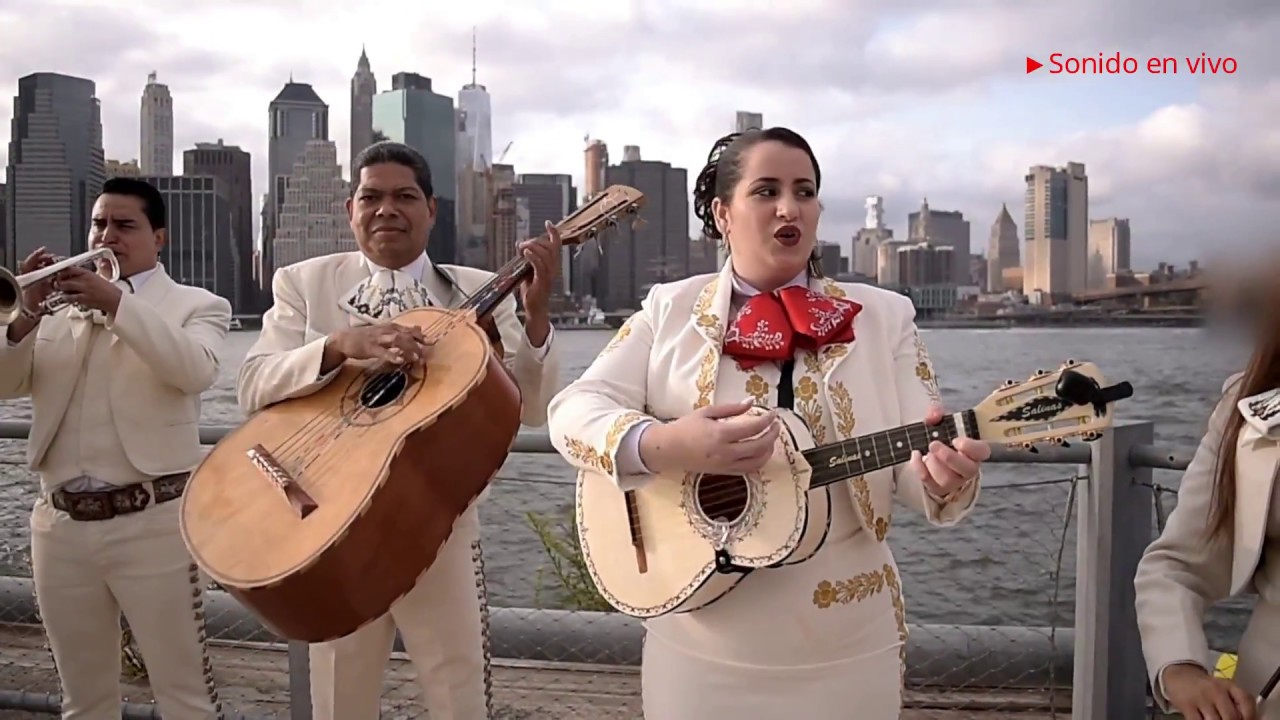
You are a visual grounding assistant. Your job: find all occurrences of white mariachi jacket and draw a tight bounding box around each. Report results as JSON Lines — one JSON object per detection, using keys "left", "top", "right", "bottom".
{"left": 1135, "top": 378, "right": 1280, "bottom": 710}
{"left": 547, "top": 261, "right": 980, "bottom": 543}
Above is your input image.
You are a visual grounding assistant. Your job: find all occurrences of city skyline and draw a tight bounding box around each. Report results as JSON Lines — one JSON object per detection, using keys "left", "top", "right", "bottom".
{"left": 1, "top": 0, "right": 1277, "bottom": 271}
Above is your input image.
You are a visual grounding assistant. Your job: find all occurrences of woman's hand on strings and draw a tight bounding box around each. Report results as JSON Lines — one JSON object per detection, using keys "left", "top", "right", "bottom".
{"left": 640, "top": 400, "right": 780, "bottom": 476}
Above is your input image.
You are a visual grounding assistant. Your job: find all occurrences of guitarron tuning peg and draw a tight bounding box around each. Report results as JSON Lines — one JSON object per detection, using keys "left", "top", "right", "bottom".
{"left": 1003, "top": 379, "right": 1018, "bottom": 387}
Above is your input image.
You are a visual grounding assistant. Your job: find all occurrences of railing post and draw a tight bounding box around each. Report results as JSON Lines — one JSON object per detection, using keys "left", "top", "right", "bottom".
{"left": 287, "top": 640, "right": 312, "bottom": 719}
{"left": 1073, "top": 421, "right": 1156, "bottom": 719}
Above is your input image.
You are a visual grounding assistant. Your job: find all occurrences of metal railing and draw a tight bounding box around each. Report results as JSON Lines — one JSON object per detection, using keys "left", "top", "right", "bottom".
{"left": 0, "top": 419, "right": 1193, "bottom": 719}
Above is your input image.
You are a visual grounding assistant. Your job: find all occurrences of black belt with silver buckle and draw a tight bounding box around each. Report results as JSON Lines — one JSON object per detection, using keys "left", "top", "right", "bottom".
{"left": 51, "top": 473, "right": 190, "bottom": 522}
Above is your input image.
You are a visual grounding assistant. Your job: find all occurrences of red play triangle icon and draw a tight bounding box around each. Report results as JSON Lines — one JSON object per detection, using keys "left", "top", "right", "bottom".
{"left": 1026, "top": 57, "right": 1043, "bottom": 73}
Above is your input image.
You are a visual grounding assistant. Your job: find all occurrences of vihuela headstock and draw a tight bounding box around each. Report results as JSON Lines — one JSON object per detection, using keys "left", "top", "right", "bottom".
{"left": 972, "top": 360, "right": 1134, "bottom": 452}
{"left": 553, "top": 185, "right": 646, "bottom": 248}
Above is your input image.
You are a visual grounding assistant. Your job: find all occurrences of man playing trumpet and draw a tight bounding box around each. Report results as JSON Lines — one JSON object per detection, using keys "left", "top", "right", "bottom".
{"left": 0, "top": 177, "right": 231, "bottom": 719}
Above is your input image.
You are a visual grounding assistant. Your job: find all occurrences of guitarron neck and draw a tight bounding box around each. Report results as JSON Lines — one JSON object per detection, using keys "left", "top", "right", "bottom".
{"left": 803, "top": 410, "right": 980, "bottom": 489}
{"left": 460, "top": 252, "right": 536, "bottom": 321}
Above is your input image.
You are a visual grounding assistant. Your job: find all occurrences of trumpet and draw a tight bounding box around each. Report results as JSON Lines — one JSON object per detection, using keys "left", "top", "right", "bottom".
{"left": 0, "top": 248, "right": 121, "bottom": 326}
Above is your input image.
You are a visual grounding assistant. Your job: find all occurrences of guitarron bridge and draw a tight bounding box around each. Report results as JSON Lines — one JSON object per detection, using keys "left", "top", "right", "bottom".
{"left": 247, "top": 444, "right": 320, "bottom": 519}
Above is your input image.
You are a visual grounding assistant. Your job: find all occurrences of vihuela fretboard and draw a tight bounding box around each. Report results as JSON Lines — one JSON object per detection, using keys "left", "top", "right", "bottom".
{"left": 801, "top": 410, "right": 980, "bottom": 488}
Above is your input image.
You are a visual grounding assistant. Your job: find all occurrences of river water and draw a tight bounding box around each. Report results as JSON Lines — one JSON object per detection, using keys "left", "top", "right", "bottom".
{"left": 0, "top": 326, "right": 1252, "bottom": 645}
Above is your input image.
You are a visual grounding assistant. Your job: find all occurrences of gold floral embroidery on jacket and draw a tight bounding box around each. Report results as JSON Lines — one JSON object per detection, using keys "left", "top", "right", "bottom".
{"left": 811, "top": 564, "right": 910, "bottom": 685}
{"left": 692, "top": 278, "right": 723, "bottom": 343}
{"left": 562, "top": 438, "right": 611, "bottom": 475}
{"left": 561, "top": 411, "right": 648, "bottom": 477}
{"left": 913, "top": 329, "right": 941, "bottom": 402}
{"left": 690, "top": 278, "right": 723, "bottom": 410}
{"left": 852, "top": 476, "right": 890, "bottom": 541}
{"left": 818, "top": 343, "right": 849, "bottom": 374}
{"left": 829, "top": 382, "right": 856, "bottom": 437}
{"left": 694, "top": 347, "right": 718, "bottom": 410}
{"left": 886, "top": 564, "right": 909, "bottom": 682}
{"left": 812, "top": 565, "right": 889, "bottom": 608}
{"left": 600, "top": 315, "right": 635, "bottom": 355}
{"left": 793, "top": 356, "right": 828, "bottom": 445}
{"left": 820, "top": 279, "right": 848, "bottom": 299}
{"left": 744, "top": 372, "right": 770, "bottom": 404}
{"left": 810, "top": 563, "right": 907, "bottom": 620}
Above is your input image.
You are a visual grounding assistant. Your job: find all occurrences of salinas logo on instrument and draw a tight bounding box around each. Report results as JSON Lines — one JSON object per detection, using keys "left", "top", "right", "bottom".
{"left": 180, "top": 186, "right": 646, "bottom": 643}
{"left": 575, "top": 360, "right": 1133, "bottom": 618}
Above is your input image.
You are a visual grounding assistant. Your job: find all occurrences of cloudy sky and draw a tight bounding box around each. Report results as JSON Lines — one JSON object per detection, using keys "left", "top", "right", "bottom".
{"left": 2, "top": 0, "right": 1277, "bottom": 271}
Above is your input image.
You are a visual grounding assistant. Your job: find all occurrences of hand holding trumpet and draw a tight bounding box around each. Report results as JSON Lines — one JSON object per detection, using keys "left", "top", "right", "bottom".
{"left": 17, "top": 247, "right": 58, "bottom": 312}
{"left": 2, "top": 247, "right": 124, "bottom": 342}
{"left": 51, "top": 265, "right": 124, "bottom": 316}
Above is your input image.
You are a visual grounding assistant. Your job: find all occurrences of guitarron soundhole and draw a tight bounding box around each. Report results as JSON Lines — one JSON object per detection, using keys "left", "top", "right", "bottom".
{"left": 694, "top": 474, "right": 751, "bottom": 524}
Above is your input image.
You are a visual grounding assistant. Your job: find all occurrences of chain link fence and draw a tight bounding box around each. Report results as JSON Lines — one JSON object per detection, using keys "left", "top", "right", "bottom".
{"left": 0, "top": 429, "right": 1177, "bottom": 718}
{"left": 891, "top": 460, "right": 1082, "bottom": 719}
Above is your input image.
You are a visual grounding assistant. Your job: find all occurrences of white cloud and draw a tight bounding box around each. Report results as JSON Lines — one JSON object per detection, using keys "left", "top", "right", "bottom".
{"left": 0, "top": 0, "right": 1277, "bottom": 270}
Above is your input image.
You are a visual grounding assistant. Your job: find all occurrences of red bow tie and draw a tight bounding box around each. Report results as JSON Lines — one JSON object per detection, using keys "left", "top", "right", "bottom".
{"left": 722, "top": 286, "right": 862, "bottom": 369}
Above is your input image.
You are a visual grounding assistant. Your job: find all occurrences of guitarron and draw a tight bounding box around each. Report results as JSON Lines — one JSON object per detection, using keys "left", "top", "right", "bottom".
{"left": 576, "top": 360, "right": 1134, "bottom": 618}
{"left": 181, "top": 185, "right": 646, "bottom": 642}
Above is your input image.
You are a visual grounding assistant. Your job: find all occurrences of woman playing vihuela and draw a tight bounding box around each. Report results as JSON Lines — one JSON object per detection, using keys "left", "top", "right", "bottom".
{"left": 546, "top": 127, "right": 991, "bottom": 717}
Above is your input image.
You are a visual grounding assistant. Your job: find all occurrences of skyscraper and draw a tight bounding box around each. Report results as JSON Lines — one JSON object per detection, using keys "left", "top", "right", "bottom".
{"left": 1024, "top": 162, "right": 1088, "bottom": 301}
{"left": 185, "top": 140, "right": 253, "bottom": 312}
{"left": 515, "top": 173, "right": 577, "bottom": 300}
{"left": 272, "top": 140, "right": 355, "bottom": 268}
{"left": 598, "top": 148, "right": 690, "bottom": 311}
{"left": 1086, "top": 217, "right": 1131, "bottom": 290}
{"left": 140, "top": 71, "right": 173, "bottom": 176}
{"left": 5, "top": 72, "right": 106, "bottom": 266}
{"left": 457, "top": 30, "right": 493, "bottom": 169}
{"left": 583, "top": 138, "right": 607, "bottom": 199}
{"left": 0, "top": 183, "right": 7, "bottom": 268}
{"left": 139, "top": 174, "right": 235, "bottom": 302}
{"left": 986, "top": 203, "right": 1020, "bottom": 292}
{"left": 350, "top": 48, "right": 376, "bottom": 174}
{"left": 908, "top": 198, "right": 971, "bottom": 285}
{"left": 853, "top": 196, "right": 893, "bottom": 278}
{"left": 263, "top": 80, "right": 329, "bottom": 291}
{"left": 734, "top": 110, "right": 763, "bottom": 133}
{"left": 373, "top": 72, "right": 457, "bottom": 264}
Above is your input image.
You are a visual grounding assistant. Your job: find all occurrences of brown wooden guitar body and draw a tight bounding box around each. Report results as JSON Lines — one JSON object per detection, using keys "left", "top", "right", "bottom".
{"left": 180, "top": 307, "right": 522, "bottom": 643}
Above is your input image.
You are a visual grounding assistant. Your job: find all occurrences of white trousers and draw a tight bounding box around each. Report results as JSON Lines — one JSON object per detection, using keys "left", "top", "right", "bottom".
{"left": 30, "top": 498, "right": 220, "bottom": 720}
{"left": 309, "top": 506, "right": 491, "bottom": 720}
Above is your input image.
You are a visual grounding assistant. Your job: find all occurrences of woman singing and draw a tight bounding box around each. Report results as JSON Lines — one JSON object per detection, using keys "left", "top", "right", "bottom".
{"left": 1135, "top": 293, "right": 1280, "bottom": 720}
{"left": 546, "top": 127, "right": 990, "bottom": 717}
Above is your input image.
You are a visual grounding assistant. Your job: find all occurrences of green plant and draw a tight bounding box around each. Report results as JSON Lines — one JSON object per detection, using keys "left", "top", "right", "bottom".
{"left": 525, "top": 507, "right": 612, "bottom": 612}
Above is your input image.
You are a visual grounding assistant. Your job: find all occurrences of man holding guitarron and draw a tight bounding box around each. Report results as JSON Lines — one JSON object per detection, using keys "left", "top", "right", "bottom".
{"left": 237, "top": 141, "right": 560, "bottom": 719}
{"left": 1, "top": 177, "right": 230, "bottom": 719}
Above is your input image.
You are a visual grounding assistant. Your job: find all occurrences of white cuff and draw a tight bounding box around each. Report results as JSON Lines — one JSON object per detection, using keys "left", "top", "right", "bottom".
{"left": 527, "top": 324, "right": 555, "bottom": 361}
{"left": 614, "top": 420, "right": 657, "bottom": 491}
